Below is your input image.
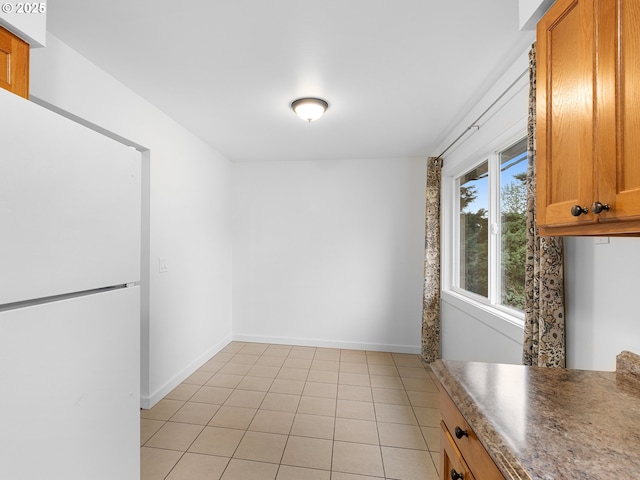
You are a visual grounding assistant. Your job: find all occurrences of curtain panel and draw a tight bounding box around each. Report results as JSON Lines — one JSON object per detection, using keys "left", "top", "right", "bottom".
{"left": 523, "top": 44, "right": 567, "bottom": 368}
{"left": 421, "top": 157, "right": 442, "bottom": 364}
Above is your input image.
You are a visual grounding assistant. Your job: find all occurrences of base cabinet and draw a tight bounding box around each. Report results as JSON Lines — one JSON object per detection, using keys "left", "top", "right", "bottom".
{"left": 441, "top": 424, "right": 476, "bottom": 480}
{"left": 440, "top": 389, "right": 505, "bottom": 480}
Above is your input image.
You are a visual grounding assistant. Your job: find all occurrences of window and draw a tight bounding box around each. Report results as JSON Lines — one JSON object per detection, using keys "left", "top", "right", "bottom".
{"left": 459, "top": 162, "right": 489, "bottom": 297}
{"left": 455, "top": 137, "right": 527, "bottom": 314}
{"left": 498, "top": 138, "right": 528, "bottom": 310}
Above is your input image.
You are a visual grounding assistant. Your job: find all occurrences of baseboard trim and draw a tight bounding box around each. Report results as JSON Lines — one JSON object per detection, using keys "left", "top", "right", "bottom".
{"left": 232, "top": 334, "right": 421, "bottom": 355}
{"left": 140, "top": 334, "right": 233, "bottom": 409}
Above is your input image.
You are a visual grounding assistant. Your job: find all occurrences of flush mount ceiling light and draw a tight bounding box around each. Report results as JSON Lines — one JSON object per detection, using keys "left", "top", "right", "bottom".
{"left": 291, "top": 97, "right": 329, "bottom": 123}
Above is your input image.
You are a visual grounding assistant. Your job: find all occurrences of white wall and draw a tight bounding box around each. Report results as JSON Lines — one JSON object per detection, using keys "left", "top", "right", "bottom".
{"left": 441, "top": 298, "right": 524, "bottom": 364}
{"left": 564, "top": 237, "right": 640, "bottom": 371}
{"left": 518, "top": 0, "right": 555, "bottom": 30}
{"left": 29, "top": 34, "right": 233, "bottom": 407}
{"left": 232, "top": 158, "right": 426, "bottom": 353}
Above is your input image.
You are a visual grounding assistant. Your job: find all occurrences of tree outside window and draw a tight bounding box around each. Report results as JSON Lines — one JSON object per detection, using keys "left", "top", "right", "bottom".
{"left": 457, "top": 137, "right": 527, "bottom": 312}
{"left": 499, "top": 138, "right": 527, "bottom": 310}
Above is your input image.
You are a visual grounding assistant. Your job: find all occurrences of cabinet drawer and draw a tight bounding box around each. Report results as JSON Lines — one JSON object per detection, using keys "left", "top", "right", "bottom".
{"left": 441, "top": 389, "right": 504, "bottom": 479}
{"left": 441, "top": 422, "right": 475, "bottom": 480}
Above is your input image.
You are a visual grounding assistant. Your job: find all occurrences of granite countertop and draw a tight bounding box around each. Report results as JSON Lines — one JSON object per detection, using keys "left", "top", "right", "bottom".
{"left": 431, "top": 352, "right": 640, "bottom": 480}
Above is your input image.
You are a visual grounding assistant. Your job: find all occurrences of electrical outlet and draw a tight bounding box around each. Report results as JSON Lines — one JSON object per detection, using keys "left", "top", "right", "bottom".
{"left": 159, "top": 257, "right": 169, "bottom": 273}
{"left": 594, "top": 237, "right": 610, "bottom": 245}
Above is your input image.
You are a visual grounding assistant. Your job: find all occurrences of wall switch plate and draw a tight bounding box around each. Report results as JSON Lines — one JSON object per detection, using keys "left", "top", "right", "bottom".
{"left": 594, "top": 237, "right": 610, "bottom": 245}
{"left": 158, "top": 257, "right": 169, "bottom": 273}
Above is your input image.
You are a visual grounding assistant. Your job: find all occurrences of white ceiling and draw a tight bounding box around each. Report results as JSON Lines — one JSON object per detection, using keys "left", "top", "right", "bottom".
{"left": 46, "top": 0, "right": 534, "bottom": 162}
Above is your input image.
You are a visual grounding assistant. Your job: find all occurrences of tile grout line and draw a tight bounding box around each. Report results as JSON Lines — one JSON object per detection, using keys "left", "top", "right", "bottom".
{"left": 142, "top": 342, "right": 440, "bottom": 480}
{"left": 371, "top": 355, "right": 387, "bottom": 479}
{"left": 273, "top": 346, "right": 308, "bottom": 478}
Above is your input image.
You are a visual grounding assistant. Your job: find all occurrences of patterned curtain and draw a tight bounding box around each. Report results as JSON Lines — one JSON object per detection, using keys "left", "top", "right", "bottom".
{"left": 421, "top": 157, "right": 442, "bottom": 364}
{"left": 523, "top": 44, "right": 566, "bottom": 368}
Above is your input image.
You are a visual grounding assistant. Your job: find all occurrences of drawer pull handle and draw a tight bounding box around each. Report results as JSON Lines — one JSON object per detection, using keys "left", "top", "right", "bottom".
{"left": 451, "top": 468, "right": 464, "bottom": 480}
{"left": 590, "top": 201, "right": 610, "bottom": 214}
{"left": 570, "top": 205, "right": 589, "bottom": 216}
{"left": 454, "top": 426, "right": 469, "bottom": 439}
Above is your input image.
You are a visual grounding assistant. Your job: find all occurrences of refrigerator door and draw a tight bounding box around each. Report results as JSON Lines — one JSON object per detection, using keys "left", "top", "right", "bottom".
{"left": 0, "top": 287, "right": 140, "bottom": 480}
{"left": 0, "top": 88, "right": 140, "bottom": 305}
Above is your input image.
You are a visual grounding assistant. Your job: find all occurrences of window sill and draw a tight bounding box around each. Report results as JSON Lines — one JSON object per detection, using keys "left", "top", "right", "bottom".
{"left": 441, "top": 289, "right": 524, "bottom": 344}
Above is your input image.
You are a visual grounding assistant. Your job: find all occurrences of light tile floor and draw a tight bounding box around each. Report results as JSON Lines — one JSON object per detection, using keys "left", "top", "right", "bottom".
{"left": 141, "top": 342, "right": 441, "bottom": 480}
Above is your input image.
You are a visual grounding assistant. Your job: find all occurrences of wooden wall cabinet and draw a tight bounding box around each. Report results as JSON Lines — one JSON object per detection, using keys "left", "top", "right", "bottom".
{"left": 0, "top": 25, "right": 29, "bottom": 99}
{"left": 536, "top": 0, "right": 640, "bottom": 236}
{"left": 440, "top": 389, "right": 504, "bottom": 480}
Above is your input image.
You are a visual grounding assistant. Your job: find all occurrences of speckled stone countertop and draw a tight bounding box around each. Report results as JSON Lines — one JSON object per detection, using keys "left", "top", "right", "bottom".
{"left": 431, "top": 352, "right": 640, "bottom": 480}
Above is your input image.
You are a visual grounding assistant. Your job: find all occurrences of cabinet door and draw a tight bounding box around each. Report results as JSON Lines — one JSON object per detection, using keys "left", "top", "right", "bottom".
{"left": 536, "top": 0, "right": 597, "bottom": 228}
{"left": 597, "top": 0, "right": 640, "bottom": 223}
{"left": 0, "top": 26, "right": 29, "bottom": 98}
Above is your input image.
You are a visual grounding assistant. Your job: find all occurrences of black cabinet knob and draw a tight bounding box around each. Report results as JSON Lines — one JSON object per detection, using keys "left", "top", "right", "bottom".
{"left": 570, "top": 205, "right": 589, "bottom": 216}
{"left": 451, "top": 468, "right": 464, "bottom": 480}
{"left": 454, "top": 426, "right": 468, "bottom": 439}
{"left": 590, "top": 201, "right": 610, "bottom": 214}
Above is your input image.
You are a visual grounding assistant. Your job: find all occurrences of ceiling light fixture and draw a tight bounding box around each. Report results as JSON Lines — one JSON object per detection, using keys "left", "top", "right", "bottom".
{"left": 291, "top": 97, "right": 329, "bottom": 123}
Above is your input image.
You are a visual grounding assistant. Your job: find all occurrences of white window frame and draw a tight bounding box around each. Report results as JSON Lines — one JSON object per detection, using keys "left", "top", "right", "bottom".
{"left": 442, "top": 128, "right": 527, "bottom": 330}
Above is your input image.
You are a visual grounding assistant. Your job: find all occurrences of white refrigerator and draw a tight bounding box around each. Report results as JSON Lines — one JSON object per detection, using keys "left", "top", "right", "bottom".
{"left": 0, "top": 88, "right": 141, "bottom": 479}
